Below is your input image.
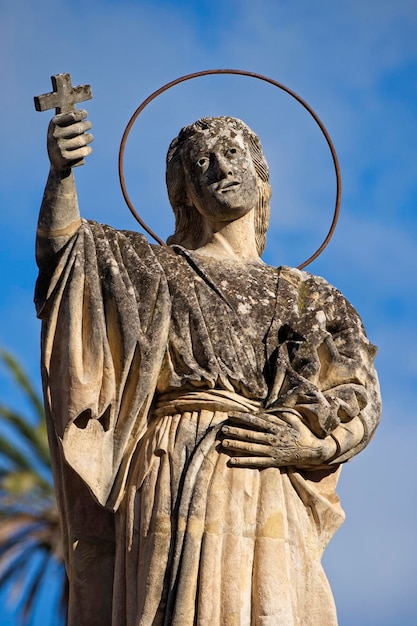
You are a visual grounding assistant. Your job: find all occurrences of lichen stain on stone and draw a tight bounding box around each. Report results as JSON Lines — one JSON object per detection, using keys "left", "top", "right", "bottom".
{"left": 297, "top": 282, "right": 309, "bottom": 314}
{"left": 259, "top": 513, "right": 285, "bottom": 538}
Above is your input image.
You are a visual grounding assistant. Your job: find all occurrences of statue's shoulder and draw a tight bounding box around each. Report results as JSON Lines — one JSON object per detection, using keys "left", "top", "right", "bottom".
{"left": 277, "top": 265, "right": 333, "bottom": 292}
{"left": 277, "top": 265, "right": 362, "bottom": 322}
{"left": 85, "top": 220, "right": 150, "bottom": 246}
{"left": 83, "top": 219, "right": 163, "bottom": 254}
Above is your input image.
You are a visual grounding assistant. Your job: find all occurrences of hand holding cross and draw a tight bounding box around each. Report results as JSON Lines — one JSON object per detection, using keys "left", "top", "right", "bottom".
{"left": 34, "top": 74, "right": 93, "bottom": 169}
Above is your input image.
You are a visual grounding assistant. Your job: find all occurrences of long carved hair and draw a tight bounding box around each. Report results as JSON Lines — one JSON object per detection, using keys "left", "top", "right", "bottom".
{"left": 166, "top": 117, "right": 272, "bottom": 255}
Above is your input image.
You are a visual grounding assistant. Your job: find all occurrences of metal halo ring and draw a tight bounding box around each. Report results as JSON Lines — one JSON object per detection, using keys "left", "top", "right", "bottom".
{"left": 118, "top": 69, "right": 341, "bottom": 270}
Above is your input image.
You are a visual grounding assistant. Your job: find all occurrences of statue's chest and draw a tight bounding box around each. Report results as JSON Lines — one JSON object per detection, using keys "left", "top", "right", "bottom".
{"left": 163, "top": 254, "right": 279, "bottom": 347}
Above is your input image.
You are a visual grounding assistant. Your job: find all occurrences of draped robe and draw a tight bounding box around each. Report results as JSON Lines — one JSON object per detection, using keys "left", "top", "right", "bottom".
{"left": 36, "top": 220, "right": 381, "bottom": 626}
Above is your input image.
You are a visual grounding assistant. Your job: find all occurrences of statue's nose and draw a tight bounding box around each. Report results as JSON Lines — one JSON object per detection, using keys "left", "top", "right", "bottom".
{"left": 212, "top": 154, "right": 232, "bottom": 180}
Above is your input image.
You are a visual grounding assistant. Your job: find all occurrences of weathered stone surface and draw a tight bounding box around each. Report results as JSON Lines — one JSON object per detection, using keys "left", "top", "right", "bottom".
{"left": 36, "top": 111, "right": 381, "bottom": 625}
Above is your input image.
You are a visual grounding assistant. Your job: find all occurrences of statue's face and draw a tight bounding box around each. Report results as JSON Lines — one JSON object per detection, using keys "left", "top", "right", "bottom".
{"left": 182, "top": 127, "right": 259, "bottom": 223}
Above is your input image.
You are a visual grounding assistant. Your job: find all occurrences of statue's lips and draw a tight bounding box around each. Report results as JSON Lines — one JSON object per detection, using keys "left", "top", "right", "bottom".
{"left": 216, "top": 181, "right": 240, "bottom": 192}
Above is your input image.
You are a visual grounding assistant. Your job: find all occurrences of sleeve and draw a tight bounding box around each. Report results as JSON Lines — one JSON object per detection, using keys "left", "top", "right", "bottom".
{"left": 267, "top": 268, "right": 381, "bottom": 463}
{"left": 36, "top": 220, "right": 171, "bottom": 509}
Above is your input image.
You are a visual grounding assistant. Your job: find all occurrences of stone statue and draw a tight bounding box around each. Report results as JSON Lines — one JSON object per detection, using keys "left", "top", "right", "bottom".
{"left": 36, "top": 104, "right": 381, "bottom": 625}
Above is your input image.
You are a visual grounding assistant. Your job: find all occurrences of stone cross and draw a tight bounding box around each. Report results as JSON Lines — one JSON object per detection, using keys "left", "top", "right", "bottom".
{"left": 34, "top": 73, "right": 92, "bottom": 114}
{"left": 34, "top": 73, "right": 92, "bottom": 166}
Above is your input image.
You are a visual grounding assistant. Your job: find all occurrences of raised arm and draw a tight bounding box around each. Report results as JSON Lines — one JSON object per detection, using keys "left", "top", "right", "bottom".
{"left": 36, "top": 109, "right": 93, "bottom": 270}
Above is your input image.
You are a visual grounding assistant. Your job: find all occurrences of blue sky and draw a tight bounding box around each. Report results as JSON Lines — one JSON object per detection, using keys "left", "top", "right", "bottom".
{"left": 1, "top": 0, "right": 417, "bottom": 623}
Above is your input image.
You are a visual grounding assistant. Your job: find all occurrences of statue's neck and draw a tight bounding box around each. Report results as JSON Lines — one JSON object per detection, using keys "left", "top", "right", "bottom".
{"left": 193, "top": 211, "right": 260, "bottom": 262}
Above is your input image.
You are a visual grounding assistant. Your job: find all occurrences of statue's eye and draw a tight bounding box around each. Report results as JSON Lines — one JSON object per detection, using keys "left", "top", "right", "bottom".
{"left": 196, "top": 157, "right": 209, "bottom": 172}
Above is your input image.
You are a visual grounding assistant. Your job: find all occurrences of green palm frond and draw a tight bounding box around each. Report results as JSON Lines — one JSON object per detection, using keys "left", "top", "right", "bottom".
{"left": 19, "top": 550, "right": 49, "bottom": 624}
{"left": 0, "top": 351, "right": 44, "bottom": 420}
{"left": 0, "top": 349, "right": 66, "bottom": 625}
{"left": 0, "top": 404, "right": 50, "bottom": 468}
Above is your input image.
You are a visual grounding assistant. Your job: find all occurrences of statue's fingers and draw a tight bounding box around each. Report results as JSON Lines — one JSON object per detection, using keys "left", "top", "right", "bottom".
{"left": 55, "top": 120, "right": 92, "bottom": 139}
{"left": 265, "top": 409, "right": 300, "bottom": 428}
{"left": 222, "top": 439, "right": 274, "bottom": 457}
{"left": 272, "top": 410, "right": 301, "bottom": 429}
{"left": 221, "top": 425, "right": 273, "bottom": 444}
{"left": 228, "top": 413, "right": 275, "bottom": 432}
{"left": 228, "top": 413, "right": 295, "bottom": 440}
{"left": 61, "top": 134, "right": 94, "bottom": 151}
{"left": 62, "top": 145, "right": 93, "bottom": 162}
{"left": 52, "top": 109, "right": 89, "bottom": 126}
{"left": 227, "top": 456, "right": 279, "bottom": 468}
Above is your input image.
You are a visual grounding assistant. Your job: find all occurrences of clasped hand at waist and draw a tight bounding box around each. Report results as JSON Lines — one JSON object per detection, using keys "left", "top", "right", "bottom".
{"left": 219, "top": 409, "right": 338, "bottom": 469}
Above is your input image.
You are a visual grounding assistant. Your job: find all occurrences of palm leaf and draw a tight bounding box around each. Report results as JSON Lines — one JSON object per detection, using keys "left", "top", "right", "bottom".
{"left": 0, "top": 432, "right": 34, "bottom": 473}
{"left": 1, "top": 467, "right": 52, "bottom": 497}
{"left": 0, "top": 539, "right": 40, "bottom": 588}
{"left": 0, "top": 404, "right": 50, "bottom": 467}
{"left": 20, "top": 550, "right": 50, "bottom": 625}
{"left": 0, "top": 349, "right": 66, "bottom": 624}
{"left": 0, "top": 351, "right": 44, "bottom": 420}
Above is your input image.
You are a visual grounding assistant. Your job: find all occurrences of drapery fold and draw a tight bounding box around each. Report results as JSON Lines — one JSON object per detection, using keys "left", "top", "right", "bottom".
{"left": 38, "top": 220, "right": 171, "bottom": 508}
